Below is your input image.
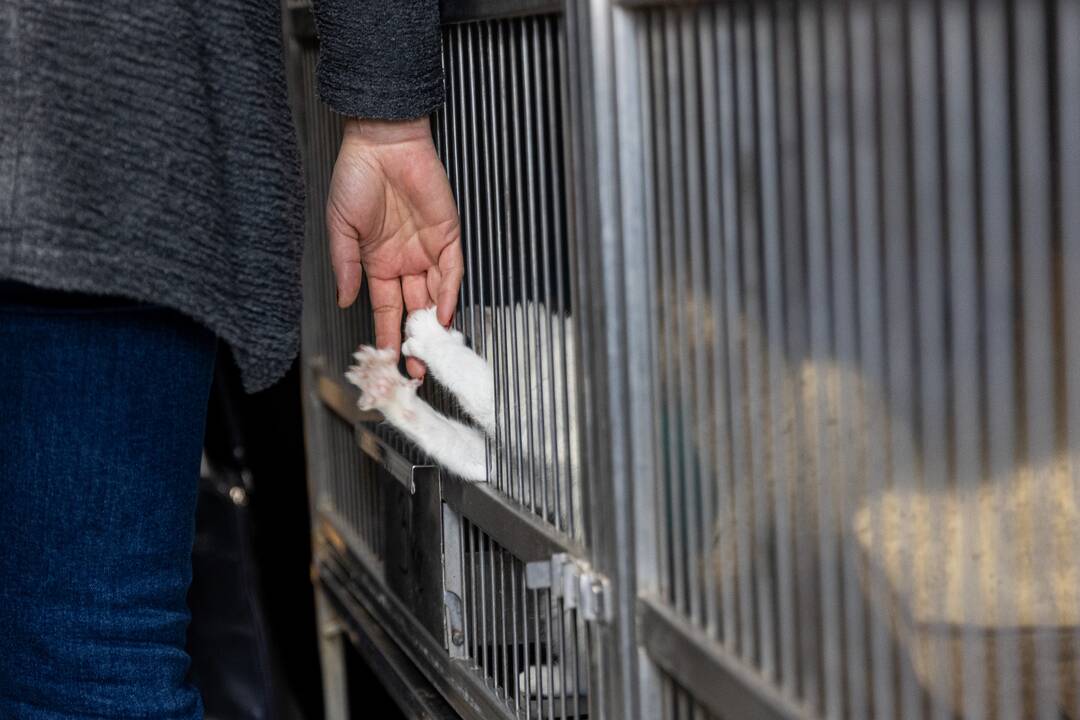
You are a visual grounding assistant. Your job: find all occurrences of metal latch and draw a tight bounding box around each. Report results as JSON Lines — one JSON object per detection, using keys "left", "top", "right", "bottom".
{"left": 524, "top": 553, "right": 612, "bottom": 624}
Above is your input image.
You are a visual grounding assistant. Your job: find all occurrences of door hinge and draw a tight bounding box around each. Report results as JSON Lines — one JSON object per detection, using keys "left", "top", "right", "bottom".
{"left": 524, "top": 553, "right": 613, "bottom": 624}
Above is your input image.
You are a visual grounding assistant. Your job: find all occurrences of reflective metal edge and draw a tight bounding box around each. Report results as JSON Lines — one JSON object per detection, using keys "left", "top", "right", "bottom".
{"left": 354, "top": 424, "right": 431, "bottom": 495}
{"left": 314, "top": 367, "right": 368, "bottom": 426}
{"left": 637, "top": 596, "right": 807, "bottom": 720}
{"left": 316, "top": 534, "right": 519, "bottom": 720}
{"left": 441, "top": 473, "right": 586, "bottom": 564}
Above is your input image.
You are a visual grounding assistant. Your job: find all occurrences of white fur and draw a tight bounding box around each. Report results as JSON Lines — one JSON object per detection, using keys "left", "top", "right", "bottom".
{"left": 347, "top": 304, "right": 580, "bottom": 505}
{"left": 402, "top": 307, "right": 496, "bottom": 434}
{"left": 346, "top": 346, "right": 488, "bottom": 481}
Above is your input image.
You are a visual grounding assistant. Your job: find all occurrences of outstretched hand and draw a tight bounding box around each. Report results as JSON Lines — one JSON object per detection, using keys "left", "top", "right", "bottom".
{"left": 327, "top": 116, "right": 463, "bottom": 379}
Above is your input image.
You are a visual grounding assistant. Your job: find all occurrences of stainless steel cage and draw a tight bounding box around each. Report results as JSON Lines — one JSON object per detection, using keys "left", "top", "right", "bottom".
{"left": 290, "top": 1, "right": 1080, "bottom": 719}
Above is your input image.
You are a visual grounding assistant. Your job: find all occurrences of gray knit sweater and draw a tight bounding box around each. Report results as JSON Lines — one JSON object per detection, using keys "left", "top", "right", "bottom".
{"left": 0, "top": 1, "right": 444, "bottom": 391}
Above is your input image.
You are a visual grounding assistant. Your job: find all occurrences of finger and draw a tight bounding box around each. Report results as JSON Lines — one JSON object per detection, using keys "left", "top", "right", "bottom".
{"left": 402, "top": 273, "right": 434, "bottom": 313}
{"left": 328, "top": 213, "right": 363, "bottom": 308}
{"left": 405, "top": 356, "right": 426, "bottom": 380}
{"left": 426, "top": 267, "right": 443, "bottom": 316}
{"left": 401, "top": 273, "right": 431, "bottom": 380}
{"left": 367, "top": 275, "right": 404, "bottom": 354}
{"left": 436, "top": 239, "right": 464, "bottom": 326}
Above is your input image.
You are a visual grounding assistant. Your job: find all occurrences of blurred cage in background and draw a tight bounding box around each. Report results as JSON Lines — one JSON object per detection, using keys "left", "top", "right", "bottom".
{"left": 287, "top": 1, "right": 1080, "bottom": 719}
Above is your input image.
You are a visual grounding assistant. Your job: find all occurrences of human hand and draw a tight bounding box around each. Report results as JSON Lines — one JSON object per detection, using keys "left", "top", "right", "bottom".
{"left": 327, "top": 116, "right": 463, "bottom": 379}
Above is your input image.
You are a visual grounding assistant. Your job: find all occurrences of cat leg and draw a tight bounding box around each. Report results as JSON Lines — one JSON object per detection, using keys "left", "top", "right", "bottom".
{"left": 401, "top": 307, "right": 496, "bottom": 436}
{"left": 346, "top": 346, "right": 487, "bottom": 482}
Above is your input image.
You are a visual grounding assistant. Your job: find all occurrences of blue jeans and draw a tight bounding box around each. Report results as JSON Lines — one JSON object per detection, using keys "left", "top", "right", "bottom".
{"left": 0, "top": 284, "right": 215, "bottom": 719}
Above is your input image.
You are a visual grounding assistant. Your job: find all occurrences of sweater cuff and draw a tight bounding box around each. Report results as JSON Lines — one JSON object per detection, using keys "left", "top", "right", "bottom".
{"left": 313, "top": 0, "right": 445, "bottom": 120}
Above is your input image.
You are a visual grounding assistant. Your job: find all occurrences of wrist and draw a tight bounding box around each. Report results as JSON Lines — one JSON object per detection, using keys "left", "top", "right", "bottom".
{"left": 344, "top": 116, "right": 431, "bottom": 145}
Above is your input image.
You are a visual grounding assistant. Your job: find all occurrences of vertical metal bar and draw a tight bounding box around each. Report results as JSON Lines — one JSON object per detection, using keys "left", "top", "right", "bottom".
{"left": 557, "top": 594, "right": 568, "bottom": 720}
{"left": 477, "top": 20, "right": 503, "bottom": 492}
{"left": 528, "top": 16, "right": 553, "bottom": 528}
{"left": 520, "top": 17, "right": 546, "bottom": 523}
{"left": 824, "top": 3, "right": 869, "bottom": 717}
{"left": 487, "top": 533, "right": 498, "bottom": 691}
{"left": 443, "top": 505, "right": 468, "bottom": 660}
{"left": 574, "top": 604, "right": 583, "bottom": 716}
{"left": 499, "top": 548, "right": 509, "bottom": 700}
{"left": 692, "top": 3, "right": 722, "bottom": 649}
{"left": 487, "top": 20, "right": 513, "bottom": 500}
{"left": 800, "top": 3, "right": 841, "bottom": 715}
{"left": 877, "top": 0, "right": 923, "bottom": 715}
{"left": 521, "top": 558, "right": 533, "bottom": 720}
{"left": 507, "top": 19, "right": 531, "bottom": 511}
{"left": 1059, "top": 1, "right": 1080, "bottom": 712}
{"left": 467, "top": 519, "right": 479, "bottom": 666}
{"left": 531, "top": 587, "right": 542, "bottom": 720}
{"left": 909, "top": 2, "right": 952, "bottom": 717}
{"left": 716, "top": 1, "right": 754, "bottom": 662}
{"left": 555, "top": 15, "right": 579, "bottom": 541}
{"left": 662, "top": 5, "right": 691, "bottom": 630}
{"left": 478, "top": 528, "right": 490, "bottom": 682}
{"left": 315, "top": 591, "right": 351, "bottom": 720}
{"left": 975, "top": 2, "right": 1021, "bottom": 717}
{"left": 467, "top": 24, "right": 489, "bottom": 361}
{"left": 756, "top": 0, "right": 797, "bottom": 697}
{"left": 940, "top": 1, "right": 986, "bottom": 717}
{"left": 545, "top": 15, "right": 572, "bottom": 538}
{"left": 537, "top": 16, "right": 563, "bottom": 534}
{"left": 703, "top": 2, "right": 737, "bottom": 655}
{"left": 849, "top": 2, "right": 893, "bottom": 714}
{"left": 679, "top": 4, "right": 711, "bottom": 638}
{"left": 510, "top": 551, "right": 522, "bottom": 715}
{"left": 454, "top": 25, "right": 479, "bottom": 351}
{"left": 1014, "top": 3, "right": 1059, "bottom": 718}
{"left": 649, "top": 10, "right": 678, "bottom": 617}
{"left": 543, "top": 590, "right": 555, "bottom": 720}
{"left": 569, "top": 0, "right": 646, "bottom": 715}
{"left": 735, "top": 1, "right": 776, "bottom": 679}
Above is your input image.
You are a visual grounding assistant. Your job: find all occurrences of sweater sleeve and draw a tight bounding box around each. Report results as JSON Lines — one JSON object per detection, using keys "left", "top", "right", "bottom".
{"left": 311, "top": 0, "right": 445, "bottom": 119}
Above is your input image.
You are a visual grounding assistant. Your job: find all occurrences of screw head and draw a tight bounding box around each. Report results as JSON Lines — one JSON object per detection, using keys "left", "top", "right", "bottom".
{"left": 229, "top": 486, "right": 248, "bottom": 506}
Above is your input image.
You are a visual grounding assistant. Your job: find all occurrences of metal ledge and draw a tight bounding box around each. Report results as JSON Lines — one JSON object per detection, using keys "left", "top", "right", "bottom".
{"left": 441, "top": 473, "right": 585, "bottom": 563}
{"left": 316, "top": 537, "right": 518, "bottom": 720}
{"left": 355, "top": 424, "right": 436, "bottom": 495}
{"left": 315, "top": 368, "right": 369, "bottom": 426}
{"left": 637, "top": 596, "right": 806, "bottom": 720}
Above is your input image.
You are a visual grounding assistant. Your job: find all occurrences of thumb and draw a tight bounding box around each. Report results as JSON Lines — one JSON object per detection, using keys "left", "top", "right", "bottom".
{"left": 328, "top": 212, "right": 362, "bottom": 308}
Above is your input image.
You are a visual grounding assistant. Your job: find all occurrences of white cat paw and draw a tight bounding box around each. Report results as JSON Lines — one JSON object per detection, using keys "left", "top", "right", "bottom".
{"left": 345, "top": 346, "right": 420, "bottom": 413}
{"left": 402, "top": 307, "right": 463, "bottom": 360}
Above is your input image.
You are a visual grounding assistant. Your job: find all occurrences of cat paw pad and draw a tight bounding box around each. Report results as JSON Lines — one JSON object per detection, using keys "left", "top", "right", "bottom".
{"left": 345, "top": 346, "right": 420, "bottom": 412}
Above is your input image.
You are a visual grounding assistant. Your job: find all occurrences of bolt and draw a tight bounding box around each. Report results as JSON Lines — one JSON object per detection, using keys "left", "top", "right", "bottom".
{"left": 229, "top": 486, "right": 248, "bottom": 506}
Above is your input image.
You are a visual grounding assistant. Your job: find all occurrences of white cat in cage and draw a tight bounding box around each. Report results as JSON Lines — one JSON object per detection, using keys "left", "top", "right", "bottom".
{"left": 346, "top": 304, "right": 579, "bottom": 489}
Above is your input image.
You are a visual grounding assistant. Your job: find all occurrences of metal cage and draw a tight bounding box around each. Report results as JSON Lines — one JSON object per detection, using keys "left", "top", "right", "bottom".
{"left": 289, "top": 1, "right": 1080, "bottom": 719}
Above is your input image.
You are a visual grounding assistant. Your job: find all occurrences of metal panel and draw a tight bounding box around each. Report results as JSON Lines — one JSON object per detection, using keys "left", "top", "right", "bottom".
{"left": 616, "top": 1, "right": 1080, "bottom": 720}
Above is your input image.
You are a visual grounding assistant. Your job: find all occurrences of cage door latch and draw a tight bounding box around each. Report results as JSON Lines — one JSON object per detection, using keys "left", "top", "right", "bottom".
{"left": 525, "top": 553, "right": 612, "bottom": 624}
